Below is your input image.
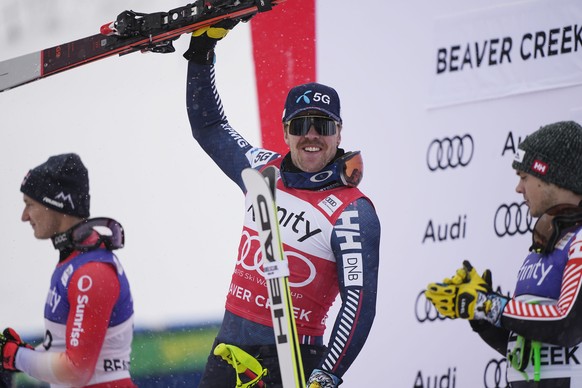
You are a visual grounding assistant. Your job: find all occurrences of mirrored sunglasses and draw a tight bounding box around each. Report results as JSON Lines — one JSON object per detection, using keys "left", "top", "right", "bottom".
{"left": 287, "top": 116, "right": 338, "bottom": 136}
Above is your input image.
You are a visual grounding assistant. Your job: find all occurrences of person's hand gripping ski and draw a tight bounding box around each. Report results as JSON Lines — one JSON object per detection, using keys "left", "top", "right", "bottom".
{"left": 183, "top": 19, "right": 240, "bottom": 64}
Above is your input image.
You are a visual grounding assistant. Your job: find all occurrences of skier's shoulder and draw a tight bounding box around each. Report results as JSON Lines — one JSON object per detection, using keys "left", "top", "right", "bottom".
{"left": 245, "top": 147, "right": 281, "bottom": 170}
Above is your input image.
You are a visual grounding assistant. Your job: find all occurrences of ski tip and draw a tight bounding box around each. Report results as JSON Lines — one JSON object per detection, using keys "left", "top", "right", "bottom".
{"left": 100, "top": 22, "right": 116, "bottom": 36}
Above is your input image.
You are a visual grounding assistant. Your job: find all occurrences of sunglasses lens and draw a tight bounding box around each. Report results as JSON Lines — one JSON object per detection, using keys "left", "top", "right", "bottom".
{"left": 72, "top": 218, "right": 124, "bottom": 250}
{"left": 288, "top": 116, "right": 337, "bottom": 136}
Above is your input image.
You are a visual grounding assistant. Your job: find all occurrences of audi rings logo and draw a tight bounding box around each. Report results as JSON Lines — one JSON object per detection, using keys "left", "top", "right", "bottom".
{"left": 239, "top": 230, "right": 316, "bottom": 287}
{"left": 494, "top": 202, "right": 533, "bottom": 237}
{"left": 415, "top": 289, "right": 446, "bottom": 323}
{"left": 426, "top": 134, "right": 474, "bottom": 171}
{"left": 483, "top": 358, "right": 508, "bottom": 388}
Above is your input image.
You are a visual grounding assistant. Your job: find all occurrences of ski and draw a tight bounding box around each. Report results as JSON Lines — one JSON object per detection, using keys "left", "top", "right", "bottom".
{"left": 0, "top": 0, "right": 283, "bottom": 92}
{"left": 241, "top": 167, "right": 305, "bottom": 388}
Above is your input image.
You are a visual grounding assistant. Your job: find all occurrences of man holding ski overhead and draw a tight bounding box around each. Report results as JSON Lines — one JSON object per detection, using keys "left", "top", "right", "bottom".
{"left": 183, "top": 20, "right": 380, "bottom": 388}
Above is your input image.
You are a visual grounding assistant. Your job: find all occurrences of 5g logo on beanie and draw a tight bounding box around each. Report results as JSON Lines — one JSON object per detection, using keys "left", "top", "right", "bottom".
{"left": 20, "top": 153, "right": 91, "bottom": 218}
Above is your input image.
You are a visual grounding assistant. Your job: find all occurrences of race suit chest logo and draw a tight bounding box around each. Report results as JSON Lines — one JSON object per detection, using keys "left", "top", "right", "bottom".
{"left": 248, "top": 203, "right": 323, "bottom": 243}
{"left": 45, "top": 264, "right": 75, "bottom": 314}
{"left": 70, "top": 275, "right": 93, "bottom": 347}
{"left": 247, "top": 148, "right": 277, "bottom": 169}
{"left": 238, "top": 229, "right": 316, "bottom": 288}
{"left": 318, "top": 194, "right": 343, "bottom": 217}
{"left": 46, "top": 287, "right": 62, "bottom": 314}
{"left": 516, "top": 257, "right": 554, "bottom": 287}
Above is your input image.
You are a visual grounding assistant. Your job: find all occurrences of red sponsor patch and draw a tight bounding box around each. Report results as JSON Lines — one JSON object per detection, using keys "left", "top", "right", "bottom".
{"left": 532, "top": 159, "right": 548, "bottom": 175}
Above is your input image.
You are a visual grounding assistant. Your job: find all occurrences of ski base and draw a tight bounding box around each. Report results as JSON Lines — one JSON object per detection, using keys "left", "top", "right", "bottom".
{"left": 0, "top": 0, "right": 284, "bottom": 92}
{"left": 241, "top": 167, "right": 305, "bottom": 388}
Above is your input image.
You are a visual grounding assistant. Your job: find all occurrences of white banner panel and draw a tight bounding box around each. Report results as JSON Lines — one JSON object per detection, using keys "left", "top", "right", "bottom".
{"left": 428, "top": 0, "right": 582, "bottom": 108}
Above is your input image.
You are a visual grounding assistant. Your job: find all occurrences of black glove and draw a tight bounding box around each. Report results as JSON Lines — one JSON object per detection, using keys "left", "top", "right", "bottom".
{"left": 183, "top": 19, "right": 240, "bottom": 64}
{"left": 0, "top": 328, "right": 34, "bottom": 372}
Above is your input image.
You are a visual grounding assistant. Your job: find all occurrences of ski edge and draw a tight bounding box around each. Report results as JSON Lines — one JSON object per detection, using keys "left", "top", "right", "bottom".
{"left": 241, "top": 167, "right": 306, "bottom": 388}
{"left": 0, "top": 0, "right": 286, "bottom": 93}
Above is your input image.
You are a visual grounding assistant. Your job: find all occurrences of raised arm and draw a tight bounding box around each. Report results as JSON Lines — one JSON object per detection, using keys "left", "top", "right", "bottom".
{"left": 186, "top": 61, "right": 258, "bottom": 189}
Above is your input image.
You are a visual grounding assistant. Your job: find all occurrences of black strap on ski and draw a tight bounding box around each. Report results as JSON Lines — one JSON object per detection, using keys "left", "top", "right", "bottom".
{"left": 112, "top": 3, "right": 205, "bottom": 38}
{"left": 254, "top": 0, "right": 273, "bottom": 12}
{"left": 109, "top": 1, "right": 273, "bottom": 53}
{"left": 113, "top": 0, "right": 272, "bottom": 39}
{"left": 0, "top": 0, "right": 284, "bottom": 92}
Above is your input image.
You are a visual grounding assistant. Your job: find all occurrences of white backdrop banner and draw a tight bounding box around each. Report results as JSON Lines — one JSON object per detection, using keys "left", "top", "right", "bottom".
{"left": 428, "top": 0, "right": 582, "bottom": 108}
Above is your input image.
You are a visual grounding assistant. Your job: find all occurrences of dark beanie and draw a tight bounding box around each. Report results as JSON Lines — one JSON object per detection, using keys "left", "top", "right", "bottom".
{"left": 20, "top": 153, "right": 90, "bottom": 218}
{"left": 512, "top": 121, "right": 582, "bottom": 194}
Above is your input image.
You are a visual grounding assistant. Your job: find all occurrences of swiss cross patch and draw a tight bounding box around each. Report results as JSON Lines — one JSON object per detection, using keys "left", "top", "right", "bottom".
{"left": 531, "top": 159, "right": 548, "bottom": 175}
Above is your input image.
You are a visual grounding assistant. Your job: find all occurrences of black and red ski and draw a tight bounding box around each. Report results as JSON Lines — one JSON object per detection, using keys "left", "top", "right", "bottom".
{"left": 0, "top": 0, "right": 283, "bottom": 92}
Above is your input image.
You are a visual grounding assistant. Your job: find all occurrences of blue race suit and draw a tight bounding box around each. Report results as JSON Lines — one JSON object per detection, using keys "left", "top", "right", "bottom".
{"left": 186, "top": 61, "right": 381, "bottom": 387}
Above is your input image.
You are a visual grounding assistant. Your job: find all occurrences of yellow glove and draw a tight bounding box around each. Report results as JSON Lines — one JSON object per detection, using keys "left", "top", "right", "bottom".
{"left": 425, "top": 260, "right": 492, "bottom": 319}
{"left": 183, "top": 19, "right": 239, "bottom": 64}
{"left": 192, "top": 25, "right": 232, "bottom": 40}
